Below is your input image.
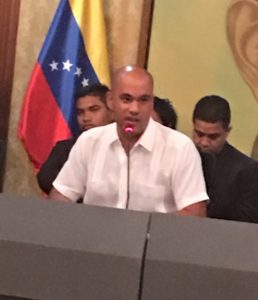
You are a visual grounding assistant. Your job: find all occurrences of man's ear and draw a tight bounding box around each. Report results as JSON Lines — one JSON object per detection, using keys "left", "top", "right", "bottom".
{"left": 226, "top": 0, "right": 258, "bottom": 102}
{"left": 226, "top": 126, "right": 232, "bottom": 138}
{"left": 106, "top": 91, "right": 113, "bottom": 111}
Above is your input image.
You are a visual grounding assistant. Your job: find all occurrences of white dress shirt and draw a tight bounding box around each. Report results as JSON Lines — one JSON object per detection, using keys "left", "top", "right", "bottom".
{"left": 53, "top": 118, "right": 208, "bottom": 213}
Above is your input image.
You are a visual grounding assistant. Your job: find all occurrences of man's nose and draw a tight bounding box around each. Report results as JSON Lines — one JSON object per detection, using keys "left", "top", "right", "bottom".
{"left": 82, "top": 112, "right": 90, "bottom": 122}
{"left": 199, "top": 136, "right": 210, "bottom": 148}
{"left": 129, "top": 100, "right": 140, "bottom": 114}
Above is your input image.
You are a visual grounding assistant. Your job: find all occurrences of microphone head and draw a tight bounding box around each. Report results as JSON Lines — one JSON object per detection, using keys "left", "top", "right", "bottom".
{"left": 124, "top": 124, "right": 134, "bottom": 134}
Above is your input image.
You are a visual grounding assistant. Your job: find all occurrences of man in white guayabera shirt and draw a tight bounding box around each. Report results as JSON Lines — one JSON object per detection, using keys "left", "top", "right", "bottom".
{"left": 49, "top": 65, "right": 208, "bottom": 216}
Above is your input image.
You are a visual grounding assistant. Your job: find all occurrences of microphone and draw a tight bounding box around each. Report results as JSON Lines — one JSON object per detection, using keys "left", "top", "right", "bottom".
{"left": 123, "top": 124, "right": 134, "bottom": 209}
{"left": 124, "top": 126, "right": 134, "bottom": 134}
{"left": 123, "top": 123, "right": 134, "bottom": 154}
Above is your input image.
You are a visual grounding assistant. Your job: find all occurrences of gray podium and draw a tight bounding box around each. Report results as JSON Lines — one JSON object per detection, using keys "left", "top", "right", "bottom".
{"left": 0, "top": 194, "right": 149, "bottom": 300}
{"left": 1, "top": 194, "right": 258, "bottom": 300}
{"left": 142, "top": 213, "right": 258, "bottom": 300}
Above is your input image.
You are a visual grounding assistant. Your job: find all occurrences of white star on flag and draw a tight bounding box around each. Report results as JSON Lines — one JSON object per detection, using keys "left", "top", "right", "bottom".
{"left": 74, "top": 67, "right": 82, "bottom": 77}
{"left": 62, "top": 59, "right": 73, "bottom": 71}
{"left": 49, "top": 60, "right": 58, "bottom": 71}
{"left": 81, "top": 77, "right": 89, "bottom": 87}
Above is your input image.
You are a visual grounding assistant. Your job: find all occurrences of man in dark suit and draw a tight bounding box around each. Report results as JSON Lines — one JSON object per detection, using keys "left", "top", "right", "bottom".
{"left": 192, "top": 95, "right": 258, "bottom": 223}
{"left": 37, "top": 84, "right": 113, "bottom": 194}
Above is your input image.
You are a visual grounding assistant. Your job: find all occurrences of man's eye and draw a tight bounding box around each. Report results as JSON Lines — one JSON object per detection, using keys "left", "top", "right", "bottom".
{"left": 121, "top": 95, "right": 132, "bottom": 102}
{"left": 90, "top": 106, "right": 100, "bottom": 112}
{"left": 209, "top": 135, "right": 220, "bottom": 140}
{"left": 196, "top": 131, "right": 205, "bottom": 137}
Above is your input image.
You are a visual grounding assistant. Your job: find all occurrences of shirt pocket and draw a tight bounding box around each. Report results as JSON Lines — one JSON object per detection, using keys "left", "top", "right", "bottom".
{"left": 130, "top": 184, "right": 166, "bottom": 212}
{"left": 85, "top": 181, "right": 118, "bottom": 208}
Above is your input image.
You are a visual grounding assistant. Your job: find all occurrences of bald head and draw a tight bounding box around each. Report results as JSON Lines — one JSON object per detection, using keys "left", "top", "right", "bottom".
{"left": 111, "top": 65, "right": 153, "bottom": 90}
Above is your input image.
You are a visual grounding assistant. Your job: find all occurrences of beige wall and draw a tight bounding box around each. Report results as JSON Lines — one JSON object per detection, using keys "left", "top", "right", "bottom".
{"left": 103, "top": 1, "right": 144, "bottom": 72}
{"left": 148, "top": 0, "right": 258, "bottom": 156}
{"left": 4, "top": 0, "right": 144, "bottom": 195}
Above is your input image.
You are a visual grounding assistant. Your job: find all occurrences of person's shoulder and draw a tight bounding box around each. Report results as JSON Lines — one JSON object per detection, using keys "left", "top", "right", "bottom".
{"left": 224, "top": 143, "right": 254, "bottom": 162}
{"left": 77, "top": 123, "right": 116, "bottom": 143}
{"left": 56, "top": 137, "right": 77, "bottom": 146}
{"left": 223, "top": 143, "right": 258, "bottom": 169}
{"left": 155, "top": 121, "right": 193, "bottom": 148}
{"left": 52, "top": 137, "right": 77, "bottom": 152}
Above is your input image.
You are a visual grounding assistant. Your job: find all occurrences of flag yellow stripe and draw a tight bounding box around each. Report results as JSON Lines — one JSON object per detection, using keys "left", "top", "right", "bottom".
{"left": 69, "top": 0, "right": 110, "bottom": 86}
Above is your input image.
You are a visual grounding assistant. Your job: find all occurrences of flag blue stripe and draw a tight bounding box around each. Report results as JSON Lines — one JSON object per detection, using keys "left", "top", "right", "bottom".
{"left": 38, "top": 0, "right": 99, "bottom": 135}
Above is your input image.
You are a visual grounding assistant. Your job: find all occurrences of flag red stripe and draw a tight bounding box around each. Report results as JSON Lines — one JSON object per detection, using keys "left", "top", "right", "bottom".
{"left": 18, "top": 63, "right": 72, "bottom": 169}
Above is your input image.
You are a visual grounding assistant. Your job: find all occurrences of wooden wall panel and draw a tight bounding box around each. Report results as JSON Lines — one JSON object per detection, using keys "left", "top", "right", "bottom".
{"left": 0, "top": 0, "right": 20, "bottom": 191}
{"left": 137, "top": 0, "right": 154, "bottom": 68}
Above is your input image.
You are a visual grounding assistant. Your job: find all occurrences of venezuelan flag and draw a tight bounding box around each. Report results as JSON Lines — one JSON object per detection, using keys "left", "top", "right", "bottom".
{"left": 18, "top": 0, "right": 110, "bottom": 170}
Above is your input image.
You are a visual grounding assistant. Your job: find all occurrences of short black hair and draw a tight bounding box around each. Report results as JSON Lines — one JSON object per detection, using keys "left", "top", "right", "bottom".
{"left": 75, "top": 83, "right": 109, "bottom": 105}
{"left": 153, "top": 96, "right": 178, "bottom": 129}
{"left": 193, "top": 95, "right": 231, "bottom": 129}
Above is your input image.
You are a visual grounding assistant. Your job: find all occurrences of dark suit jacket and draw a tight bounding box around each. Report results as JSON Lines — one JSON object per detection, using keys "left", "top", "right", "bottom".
{"left": 202, "top": 142, "right": 258, "bottom": 223}
{"left": 37, "top": 137, "right": 77, "bottom": 194}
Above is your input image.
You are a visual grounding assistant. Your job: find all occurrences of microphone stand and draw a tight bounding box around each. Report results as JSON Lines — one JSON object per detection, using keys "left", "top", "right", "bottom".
{"left": 126, "top": 151, "right": 130, "bottom": 209}
{"left": 124, "top": 125, "right": 134, "bottom": 209}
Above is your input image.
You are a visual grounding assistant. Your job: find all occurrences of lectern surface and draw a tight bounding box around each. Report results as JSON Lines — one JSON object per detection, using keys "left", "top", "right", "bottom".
{"left": 0, "top": 194, "right": 149, "bottom": 300}
{"left": 142, "top": 214, "right": 258, "bottom": 300}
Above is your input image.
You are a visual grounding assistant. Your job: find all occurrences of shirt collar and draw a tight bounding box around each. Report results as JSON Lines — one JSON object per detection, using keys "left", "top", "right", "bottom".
{"left": 134, "top": 118, "right": 156, "bottom": 152}
{"left": 105, "top": 119, "right": 156, "bottom": 152}
{"left": 104, "top": 123, "right": 119, "bottom": 145}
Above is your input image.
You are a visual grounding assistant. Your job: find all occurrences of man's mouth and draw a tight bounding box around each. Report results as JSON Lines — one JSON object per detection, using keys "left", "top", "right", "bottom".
{"left": 83, "top": 124, "right": 94, "bottom": 131}
{"left": 125, "top": 117, "right": 139, "bottom": 124}
{"left": 198, "top": 147, "right": 211, "bottom": 153}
